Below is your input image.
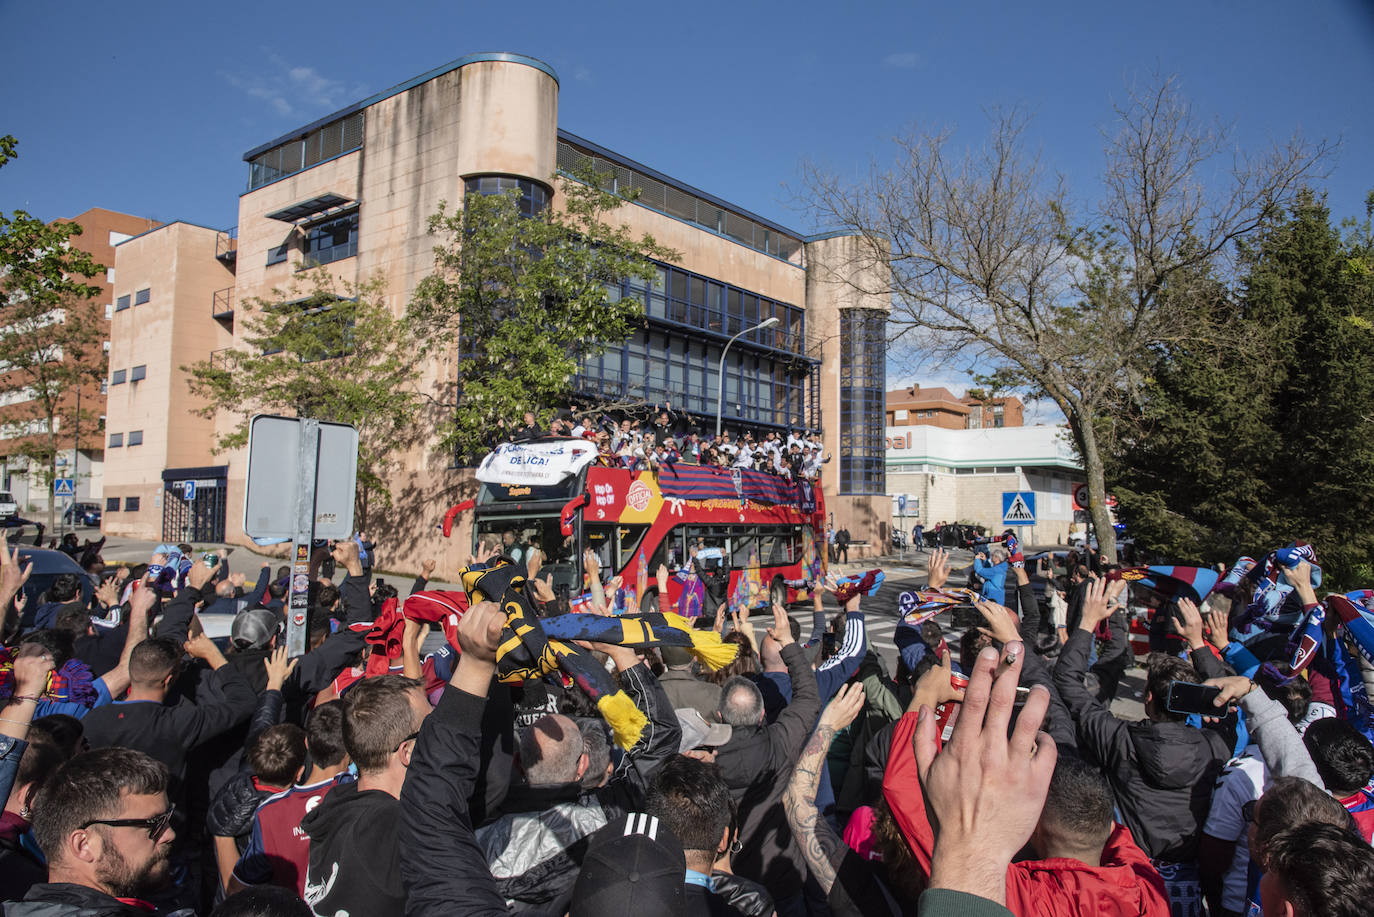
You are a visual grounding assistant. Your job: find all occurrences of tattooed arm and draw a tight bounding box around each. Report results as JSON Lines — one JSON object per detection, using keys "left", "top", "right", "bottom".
{"left": 783, "top": 682, "right": 867, "bottom": 894}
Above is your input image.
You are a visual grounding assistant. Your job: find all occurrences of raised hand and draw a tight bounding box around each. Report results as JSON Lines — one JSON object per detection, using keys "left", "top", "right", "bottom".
{"left": 12, "top": 648, "right": 55, "bottom": 697}
{"left": 188, "top": 556, "right": 220, "bottom": 592}
{"left": 1078, "top": 576, "right": 1111, "bottom": 631}
{"left": 421, "top": 559, "right": 437, "bottom": 579}
{"left": 767, "top": 602, "right": 794, "bottom": 647}
{"left": 974, "top": 600, "right": 1021, "bottom": 645}
{"left": 1171, "top": 597, "right": 1206, "bottom": 649}
{"left": 818, "top": 681, "right": 867, "bottom": 732}
{"left": 263, "top": 644, "right": 299, "bottom": 691}
{"left": 913, "top": 644, "right": 1056, "bottom": 906}
{"left": 927, "top": 548, "right": 950, "bottom": 591}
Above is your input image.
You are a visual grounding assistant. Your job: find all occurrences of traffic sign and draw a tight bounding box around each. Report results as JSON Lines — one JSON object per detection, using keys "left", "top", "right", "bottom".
{"left": 1002, "top": 491, "right": 1036, "bottom": 526}
{"left": 183, "top": 480, "right": 196, "bottom": 501}
{"left": 53, "top": 478, "right": 75, "bottom": 497}
{"left": 898, "top": 494, "right": 908, "bottom": 515}
{"left": 1073, "top": 483, "right": 1089, "bottom": 509}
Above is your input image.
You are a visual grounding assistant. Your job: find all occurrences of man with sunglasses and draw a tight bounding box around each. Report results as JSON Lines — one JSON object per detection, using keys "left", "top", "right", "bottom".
{"left": 6, "top": 748, "right": 176, "bottom": 917}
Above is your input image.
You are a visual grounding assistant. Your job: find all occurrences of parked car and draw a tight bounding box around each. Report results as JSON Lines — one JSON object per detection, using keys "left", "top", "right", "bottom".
{"left": 0, "top": 492, "right": 18, "bottom": 523}
{"left": 15, "top": 547, "right": 93, "bottom": 610}
{"left": 63, "top": 501, "right": 102, "bottom": 527}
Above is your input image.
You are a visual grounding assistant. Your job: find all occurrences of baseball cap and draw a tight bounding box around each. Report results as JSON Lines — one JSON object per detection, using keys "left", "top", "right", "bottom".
{"left": 570, "top": 813, "right": 686, "bottom": 917}
{"left": 676, "top": 708, "right": 732, "bottom": 752}
{"left": 231, "top": 608, "right": 285, "bottom": 650}
{"left": 660, "top": 645, "right": 694, "bottom": 667}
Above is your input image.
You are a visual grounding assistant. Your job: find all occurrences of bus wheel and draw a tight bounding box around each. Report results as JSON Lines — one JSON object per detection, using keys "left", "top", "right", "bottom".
{"left": 770, "top": 577, "right": 787, "bottom": 608}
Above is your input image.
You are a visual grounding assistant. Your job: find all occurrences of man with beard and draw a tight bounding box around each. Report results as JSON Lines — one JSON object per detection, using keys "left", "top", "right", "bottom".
{"left": 5, "top": 748, "right": 176, "bottom": 916}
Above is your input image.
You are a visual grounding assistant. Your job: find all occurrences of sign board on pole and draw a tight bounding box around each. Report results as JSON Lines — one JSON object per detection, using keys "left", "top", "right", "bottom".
{"left": 244, "top": 416, "right": 358, "bottom": 541}
{"left": 53, "top": 479, "right": 75, "bottom": 497}
{"left": 245, "top": 416, "right": 358, "bottom": 658}
{"left": 183, "top": 480, "right": 196, "bottom": 502}
{"left": 1073, "top": 483, "right": 1089, "bottom": 509}
{"left": 898, "top": 494, "right": 908, "bottom": 516}
{"left": 1001, "top": 491, "right": 1037, "bottom": 526}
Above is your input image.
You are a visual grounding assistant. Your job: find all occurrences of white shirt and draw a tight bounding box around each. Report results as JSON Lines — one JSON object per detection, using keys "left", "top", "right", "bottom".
{"left": 1203, "top": 745, "right": 1267, "bottom": 913}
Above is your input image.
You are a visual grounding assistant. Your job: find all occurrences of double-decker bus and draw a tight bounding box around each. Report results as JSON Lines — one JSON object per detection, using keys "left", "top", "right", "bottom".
{"left": 463, "top": 438, "right": 826, "bottom": 614}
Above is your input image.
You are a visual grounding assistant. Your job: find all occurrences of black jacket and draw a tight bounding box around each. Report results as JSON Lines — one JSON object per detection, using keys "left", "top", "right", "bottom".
{"left": 301, "top": 782, "right": 403, "bottom": 917}
{"left": 80, "top": 662, "right": 257, "bottom": 802}
{"left": 1054, "top": 628, "right": 1230, "bottom": 862}
{"left": 4, "top": 883, "right": 150, "bottom": 917}
{"left": 714, "top": 642, "right": 820, "bottom": 898}
{"left": 206, "top": 771, "right": 280, "bottom": 842}
{"left": 399, "top": 684, "right": 508, "bottom": 917}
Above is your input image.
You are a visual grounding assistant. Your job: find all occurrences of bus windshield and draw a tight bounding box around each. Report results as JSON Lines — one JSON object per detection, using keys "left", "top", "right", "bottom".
{"left": 473, "top": 514, "right": 579, "bottom": 592}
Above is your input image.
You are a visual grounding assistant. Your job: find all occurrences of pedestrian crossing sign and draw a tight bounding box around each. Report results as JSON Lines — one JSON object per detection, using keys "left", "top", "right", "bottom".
{"left": 1001, "top": 491, "right": 1036, "bottom": 526}
{"left": 53, "top": 478, "right": 75, "bottom": 497}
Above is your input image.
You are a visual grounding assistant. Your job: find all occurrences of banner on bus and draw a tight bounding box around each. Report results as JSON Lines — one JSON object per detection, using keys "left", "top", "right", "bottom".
{"left": 476, "top": 440, "right": 598, "bottom": 487}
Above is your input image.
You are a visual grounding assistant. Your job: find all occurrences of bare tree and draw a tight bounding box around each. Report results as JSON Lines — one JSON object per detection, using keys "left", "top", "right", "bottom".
{"left": 802, "top": 76, "right": 1328, "bottom": 560}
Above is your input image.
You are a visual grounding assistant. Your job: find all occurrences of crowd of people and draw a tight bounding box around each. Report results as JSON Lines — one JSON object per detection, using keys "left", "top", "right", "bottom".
{"left": 505, "top": 403, "right": 830, "bottom": 482}
{"left": 0, "top": 522, "right": 1372, "bottom": 917}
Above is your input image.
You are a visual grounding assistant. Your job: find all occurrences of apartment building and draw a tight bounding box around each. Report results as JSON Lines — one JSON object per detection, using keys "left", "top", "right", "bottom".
{"left": 105, "top": 52, "right": 890, "bottom": 574}
{"left": 886, "top": 384, "right": 1024, "bottom": 431}
{"left": 0, "top": 207, "right": 159, "bottom": 522}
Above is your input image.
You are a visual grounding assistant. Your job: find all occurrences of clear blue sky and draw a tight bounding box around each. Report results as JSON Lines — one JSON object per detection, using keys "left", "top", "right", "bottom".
{"left": 4, "top": 0, "right": 1371, "bottom": 234}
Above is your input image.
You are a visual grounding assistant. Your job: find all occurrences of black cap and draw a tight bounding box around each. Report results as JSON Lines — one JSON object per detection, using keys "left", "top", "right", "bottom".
{"left": 570, "top": 813, "right": 686, "bottom": 917}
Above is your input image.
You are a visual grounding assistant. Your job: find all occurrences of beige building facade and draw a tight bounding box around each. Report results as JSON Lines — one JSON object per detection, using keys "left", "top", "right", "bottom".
{"left": 105, "top": 52, "right": 890, "bottom": 574}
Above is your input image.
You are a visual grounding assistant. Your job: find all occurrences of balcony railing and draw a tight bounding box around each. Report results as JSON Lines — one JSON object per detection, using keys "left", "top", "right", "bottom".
{"left": 210, "top": 348, "right": 232, "bottom": 370}
{"left": 211, "top": 286, "right": 234, "bottom": 320}
{"left": 215, "top": 227, "right": 238, "bottom": 263}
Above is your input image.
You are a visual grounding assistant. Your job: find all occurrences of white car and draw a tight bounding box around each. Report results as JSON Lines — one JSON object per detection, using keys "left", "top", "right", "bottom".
{"left": 0, "top": 491, "right": 17, "bottom": 522}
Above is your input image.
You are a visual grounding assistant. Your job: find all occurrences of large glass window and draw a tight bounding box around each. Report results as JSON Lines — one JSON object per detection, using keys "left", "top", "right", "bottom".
{"left": 303, "top": 213, "right": 358, "bottom": 266}
{"left": 464, "top": 176, "right": 549, "bottom": 216}
{"left": 248, "top": 112, "right": 364, "bottom": 190}
{"left": 839, "top": 308, "right": 887, "bottom": 494}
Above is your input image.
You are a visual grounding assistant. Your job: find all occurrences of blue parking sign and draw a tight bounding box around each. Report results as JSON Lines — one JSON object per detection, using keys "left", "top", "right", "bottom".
{"left": 183, "top": 480, "right": 196, "bottom": 501}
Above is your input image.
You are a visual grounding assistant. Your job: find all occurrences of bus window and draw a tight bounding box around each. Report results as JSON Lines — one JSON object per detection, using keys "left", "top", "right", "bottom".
{"left": 731, "top": 526, "right": 757, "bottom": 567}
{"left": 584, "top": 524, "right": 617, "bottom": 572}
{"left": 616, "top": 524, "right": 651, "bottom": 569}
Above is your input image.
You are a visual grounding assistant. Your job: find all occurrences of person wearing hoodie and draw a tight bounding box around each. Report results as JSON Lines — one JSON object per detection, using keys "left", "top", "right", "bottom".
{"left": 883, "top": 643, "right": 1170, "bottom": 917}
{"left": 300, "top": 674, "right": 432, "bottom": 917}
{"left": 1055, "top": 578, "right": 1229, "bottom": 917}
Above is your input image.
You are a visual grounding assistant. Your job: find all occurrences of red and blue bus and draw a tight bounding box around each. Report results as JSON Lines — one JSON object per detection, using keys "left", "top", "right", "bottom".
{"left": 465, "top": 438, "right": 827, "bottom": 614}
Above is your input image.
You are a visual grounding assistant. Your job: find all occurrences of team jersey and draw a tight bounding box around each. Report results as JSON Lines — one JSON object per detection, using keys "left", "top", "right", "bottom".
{"left": 1339, "top": 785, "right": 1374, "bottom": 843}
{"left": 232, "top": 773, "right": 356, "bottom": 896}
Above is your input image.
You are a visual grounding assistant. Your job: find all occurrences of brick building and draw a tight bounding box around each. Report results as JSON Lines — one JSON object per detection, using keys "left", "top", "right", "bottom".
{"left": 886, "top": 385, "right": 1024, "bottom": 431}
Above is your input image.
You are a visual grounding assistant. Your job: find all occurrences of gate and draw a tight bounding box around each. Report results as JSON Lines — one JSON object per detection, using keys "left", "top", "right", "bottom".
{"left": 161, "top": 465, "right": 229, "bottom": 543}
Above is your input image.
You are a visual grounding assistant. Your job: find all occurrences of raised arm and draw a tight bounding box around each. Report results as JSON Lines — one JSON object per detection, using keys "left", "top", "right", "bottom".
{"left": 400, "top": 600, "right": 509, "bottom": 917}
{"left": 764, "top": 603, "right": 822, "bottom": 772}
{"left": 1052, "top": 577, "right": 1131, "bottom": 764}
{"left": 784, "top": 682, "right": 866, "bottom": 894}
{"left": 1205, "top": 675, "right": 1322, "bottom": 784}
{"left": 97, "top": 581, "right": 155, "bottom": 699}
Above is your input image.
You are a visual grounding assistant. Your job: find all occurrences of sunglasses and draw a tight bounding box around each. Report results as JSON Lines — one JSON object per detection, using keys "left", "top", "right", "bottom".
{"left": 394, "top": 730, "right": 421, "bottom": 753}
{"left": 81, "top": 804, "right": 175, "bottom": 842}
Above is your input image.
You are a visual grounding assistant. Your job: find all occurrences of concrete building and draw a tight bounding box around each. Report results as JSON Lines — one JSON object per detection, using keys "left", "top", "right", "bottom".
{"left": 101, "top": 222, "right": 236, "bottom": 540}
{"left": 104, "top": 52, "right": 889, "bottom": 574}
{"left": 886, "top": 424, "right": 1084, "bottom": 544}
{"left": 886, "top": 385, "right": 1024, "bottom": 430}
{"left": 0, "top": 207, "right": 159, "bottom": 524}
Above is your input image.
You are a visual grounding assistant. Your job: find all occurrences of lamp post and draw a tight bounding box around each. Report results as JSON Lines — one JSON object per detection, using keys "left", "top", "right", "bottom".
{"left": 715, "top": 316, "right": 780, "bottom": 437}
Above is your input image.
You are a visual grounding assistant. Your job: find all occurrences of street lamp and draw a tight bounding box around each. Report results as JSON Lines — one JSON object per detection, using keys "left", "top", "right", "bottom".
{"left": 715, "top": 316, "right": 780, "bottom": 437}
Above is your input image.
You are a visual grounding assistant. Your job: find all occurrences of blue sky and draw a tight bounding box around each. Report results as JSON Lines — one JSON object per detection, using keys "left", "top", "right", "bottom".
{"left": 3, "top": 0, "right": 1372, "bottom": 406}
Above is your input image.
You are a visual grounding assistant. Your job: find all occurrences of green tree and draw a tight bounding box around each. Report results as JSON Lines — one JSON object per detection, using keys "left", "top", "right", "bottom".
{"left": 1107, "top": 191, "right": 1374, "bottom": 587}
{"left": 0, "top": 135, "right": 108, "bottom": 529}
{"left": 183, "top": 272, "right": 420, "bottom": 528}
{"left": 406, "top": 167, "right": 679, "bottom": 459}
{"left": 802, "top": 78, "right": 1327, "bottom": 561}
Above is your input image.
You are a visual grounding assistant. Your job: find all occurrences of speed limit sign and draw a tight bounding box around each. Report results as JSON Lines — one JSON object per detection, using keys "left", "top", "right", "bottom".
{"left": 1073, "top": 483, "right": 1089, "bottom": 508}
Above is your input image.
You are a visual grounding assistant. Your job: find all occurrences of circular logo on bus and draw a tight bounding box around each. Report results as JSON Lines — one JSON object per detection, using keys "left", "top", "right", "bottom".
{"left": 626, "top": 480, "right": 652, "bottom": 512}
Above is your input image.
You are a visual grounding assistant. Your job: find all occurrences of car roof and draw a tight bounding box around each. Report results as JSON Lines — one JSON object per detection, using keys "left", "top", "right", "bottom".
{"left": 16, "top": 548, "right": 87, "bottom": 576}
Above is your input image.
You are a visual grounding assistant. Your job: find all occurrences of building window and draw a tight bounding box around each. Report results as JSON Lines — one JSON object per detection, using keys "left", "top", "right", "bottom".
{"left": 131, "top": 365, "right": 146, "bottom": 382}
{"left": 125, "top": 496, "right": 140, "bottom": 512}
{"left": 993, "top": 405, "right": 1004, "bottom": 428}
{"left": 266, "top": 240, "right": 291, "bottom": 266}
{"left": 111, "top": 369, "right": 126, "bottom": 385}
{"left": 128, "top": 430, "right": 143, "bottom": 446}
{"left": 302, "top": 213, "right": 358, "bottom": 266}
{"left": 134, "top": 288, "right": 150, "bottom": 305}
{"left": 104, "top": 304, "right": 114, "bottom": 319}
{"left": 108, "top": 432, "right": 123, "bottom": 447}
{"left": 105, "top": 496, "right": 119, "bottom": 512}
{"left": 248, "top": 111, "right": 364, "bottom": 190}
{"left": 116, "top": 295, "right": 130, "bottom": 312}
{"left": 838, "top": 308, "right": 886, "bottom": 495}
{"left": 464, "top": 176, "right": 549, "bottom": 217}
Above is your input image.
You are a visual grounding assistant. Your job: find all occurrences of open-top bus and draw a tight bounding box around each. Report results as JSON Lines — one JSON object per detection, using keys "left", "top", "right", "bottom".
{"left": 465, "top": 438, "right": 827, "bottom": 615}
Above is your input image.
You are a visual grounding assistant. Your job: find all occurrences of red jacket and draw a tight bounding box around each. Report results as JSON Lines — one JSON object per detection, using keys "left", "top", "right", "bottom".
{"left": 882, "top": 712, "right": 1171, "bottom": 917}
